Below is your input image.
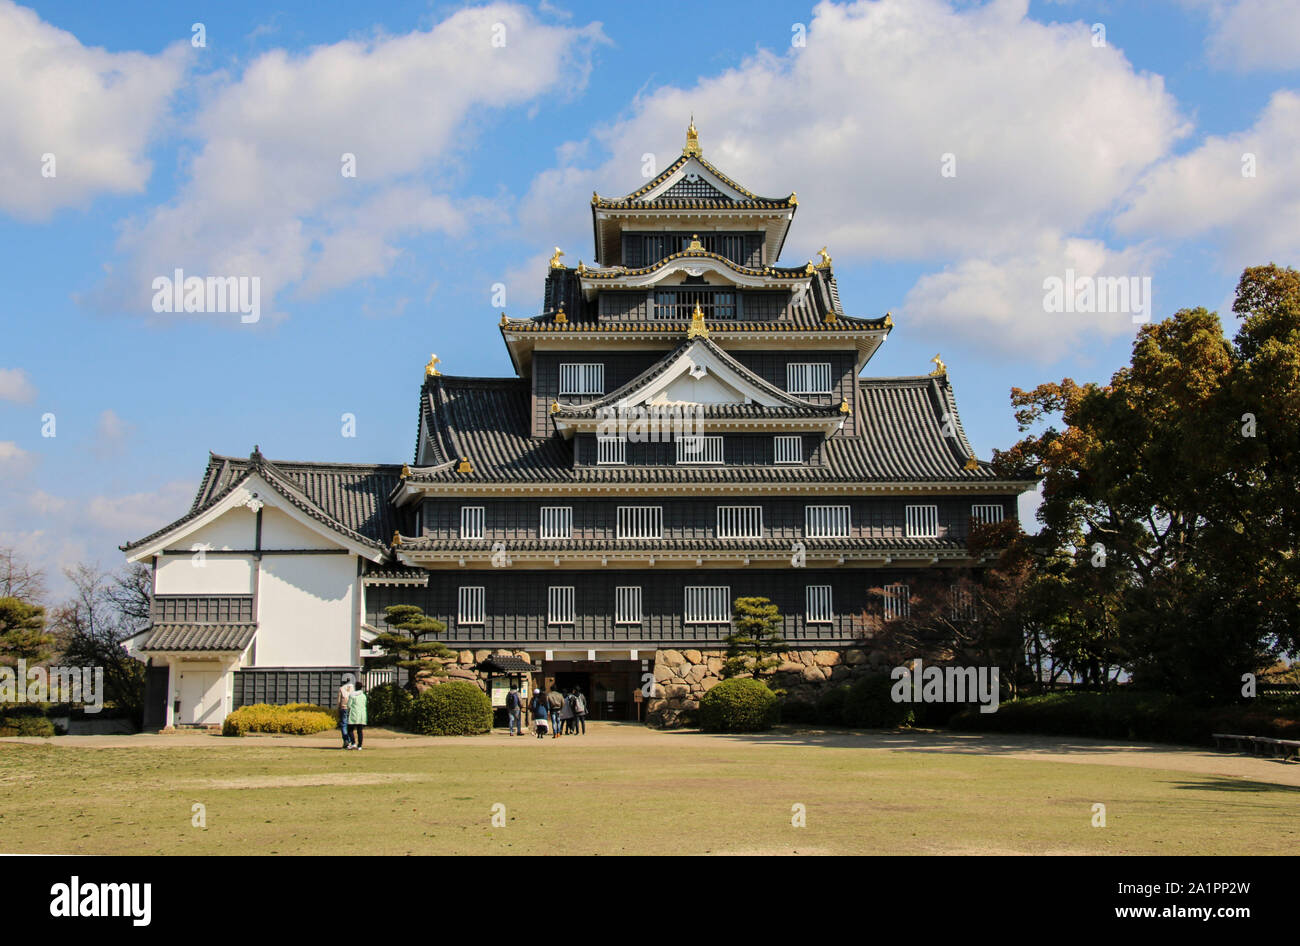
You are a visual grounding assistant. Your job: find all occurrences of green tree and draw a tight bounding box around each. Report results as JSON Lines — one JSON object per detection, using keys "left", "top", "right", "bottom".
{"left": 53, "top": 564, "right": 150, "bottom": 723}
{"left": 722, "top": 596, "right": 786, "bottom": 679}
{"left": 997, "top": 266, "right": 1300, "bottom": 702}
{"left": 0, "top": 597, "right": 53, "bottom": 666}
{"left": 373, "top": 604, "right": 456, "bottom": 693}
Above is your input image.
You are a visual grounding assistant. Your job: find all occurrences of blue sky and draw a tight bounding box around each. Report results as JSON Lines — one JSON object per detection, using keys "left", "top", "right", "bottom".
{"left": 1, "top": 0, "right": 1297, "bottom": 598}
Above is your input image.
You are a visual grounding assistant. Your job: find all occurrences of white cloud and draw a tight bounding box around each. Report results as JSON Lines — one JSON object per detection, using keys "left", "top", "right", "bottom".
{"left": 102, "top": 2, "right": 605, "bottom": 320}
{"left": 518, "top": 0, "right": 1186, "bottom": 354}
{"left": 85, "top": 481, "right": 194, "bottom": 538}
{"left": 0, "top": 0, "right": 188, "bottom": 219}
{"left": 1116, "top": 90, "right": 1300, "bottom": 270}
{"left": 0, "top": 441, "right": 31, "bottom": 470}
{"left": 0, "top": 367, "right": 36, "bottom": 402}
{"left": 900, "top": 234, "right": 1164, "bottom": 359}
{"left": 92, "top": 408, "right": 133, "bottom": 458}
{"left": 1183, "top": 0, "right": 1300, "bottom": 73}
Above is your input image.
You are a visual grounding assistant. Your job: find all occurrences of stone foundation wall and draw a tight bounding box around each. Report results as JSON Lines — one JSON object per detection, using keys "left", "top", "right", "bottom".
{"left": 647, "top": 646, "right": 878, "bottom": 728}
{"left": 414, "top": 649, "right": 532, "bottom": 692}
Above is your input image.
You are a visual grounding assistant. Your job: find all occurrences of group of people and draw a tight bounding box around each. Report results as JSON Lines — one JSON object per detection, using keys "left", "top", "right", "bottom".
{"left": 336, "top": 678, "right": 368, "bottom": 749}
{"left": 505, "top": 684, "right": 588, "bottom": 738}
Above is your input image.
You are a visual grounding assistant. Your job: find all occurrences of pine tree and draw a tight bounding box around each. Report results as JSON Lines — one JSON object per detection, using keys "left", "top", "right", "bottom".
{"left": 722, "top": 596, "right": 785, "bottom": 679}
{"left": 373, "top": 604, "right": 456, "bottom": 692}
{"left": 0, "top": 596, "right": 53, "bottom": 665}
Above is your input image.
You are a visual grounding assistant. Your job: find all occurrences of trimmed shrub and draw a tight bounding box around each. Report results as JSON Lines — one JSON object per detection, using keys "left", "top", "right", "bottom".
{"left": 366, "top": 683, "right": 414, "bottom": 727}
{"left": 815, "top": 684, "right": 852, "bottom": 725}
{"left": 407, "top": 682, "right": 492, "bottom": 736}
{"left": 220, "top": 703, "right": 336, "bottom": 737}
{"left": 699, "top": 677, "right": 781, "bottom": 732}
{"left": 0, "top": 715, "right": 56, "bottom": 737}
{"left": 843, "top": 673, "right": 915, "bottom": 729}
{"left": 949, "top": 690, "right": 1300, "bottom": 746}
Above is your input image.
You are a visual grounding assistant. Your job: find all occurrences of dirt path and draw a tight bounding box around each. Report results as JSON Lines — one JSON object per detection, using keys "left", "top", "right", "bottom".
{"left": 6, "top": 723, "right": 1298, "bottom": 786}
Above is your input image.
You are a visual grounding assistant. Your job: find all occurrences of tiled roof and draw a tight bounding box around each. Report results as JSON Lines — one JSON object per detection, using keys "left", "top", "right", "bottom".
{"left": 552, "top": 338, "right": 842, "bottom": 420}
{"left": 362, "top": 565, "right": 430, "bottom": 585}
{"left": 396, "top": 536, "right": 968, "bottom": 554}
{"left": 404, "top": 373, "right": 1014, "bottom": 486}
{"left": 139, "top": 622, "right": 257, "bottom": 652}
{"left": 591, "top": 153, "right": 795, "bottom": 210}
{"left": 122, "top": 451, "right": 404, "bottom": 553}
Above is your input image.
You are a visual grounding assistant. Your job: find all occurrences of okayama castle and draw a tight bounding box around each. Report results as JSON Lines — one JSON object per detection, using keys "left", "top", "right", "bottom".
{"left": 122, "top": 123, "right": 1035, "bottom": 729}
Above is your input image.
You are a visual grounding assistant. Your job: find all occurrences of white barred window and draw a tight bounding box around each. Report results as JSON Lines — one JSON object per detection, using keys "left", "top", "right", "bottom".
{"left": 774, "top": 435, "right": 802, "bottom": 464}
{"left": 559, "top": 363, "right": 604, "bottom": 395}
{"left": 460, "top": 506, "right": 485, "bottom": 540}
{"left": 905, "top": 504, "right": 939, "bottom": 538}
{"left": 806, "top": 585, "right": 834, "bottom": 624}
{"left": 457, "top": 586, "right": 485, "bottom": 625}
{"left": 684, "top": 586, "right": 731, "bottom": 624}
{"left": 950, "top": 584, "right": 976, "bottom": 621}
{"left": 971, "top": 504, "right": 1004, "bottom": 525}
{"left": 539, "top": 506, "right": 573, "bottom": 539}
{"left": 597, "top": 436, "right": 627, "bottom": 465}
{"left": 787, "top": 362, "right": 833, "bottom": 394}
{"left": 883, "top": 583, "right": 910, "bottom": 621}
{"left": 615, "top": 586, "right": 642, "bottom": 625}
{"left": 617, "top": 506, "right": 663, "bottom": 540}
{"left": 548, "top": 586, "right": 575, "bottom": 625}
{"left": 676, "top": 434, "right": 724, "bottom": 464}
{"left": 805, "top": 504, "right": 851, "bottom": 538}
{"left": 717, "top": 505, "right": 763, "bottom": 538}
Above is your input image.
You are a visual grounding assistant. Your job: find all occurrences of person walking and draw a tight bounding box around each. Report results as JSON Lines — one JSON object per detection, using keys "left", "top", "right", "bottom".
{"left": 573, "top": 687, "right": 588, "bottom": 735}
{"left": 346, "top": 680, "right": 368, "bottom": 750}
{"left": 559, "top": 688, "right": 576, "bottom": 734}
{"left": 546, "top": 685, "right": 565, "bottom": 739}
{"left": 337, "top": 676, "right": 354, "bottom": 749}
{"left": 506, "top": 684, "right": 523, "bottom": 736}
{"left": 530, "top": 688, "right": 549, "bottom": 738}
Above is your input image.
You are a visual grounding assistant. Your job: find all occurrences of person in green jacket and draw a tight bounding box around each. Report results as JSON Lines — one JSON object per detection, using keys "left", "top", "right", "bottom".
{"left": 346, "top": 680, "right": 368, "bottom": 750}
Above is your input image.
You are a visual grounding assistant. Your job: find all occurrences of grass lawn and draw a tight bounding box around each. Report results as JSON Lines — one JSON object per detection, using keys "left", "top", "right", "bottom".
{"left": 1, "top": 725, "right": 1296, "bottom": 855}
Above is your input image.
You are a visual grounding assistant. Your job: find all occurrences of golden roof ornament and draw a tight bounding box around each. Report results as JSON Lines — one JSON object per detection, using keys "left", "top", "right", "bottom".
{"left": 499, "top": 312, "right": 508, "bottom": 326}
{"left": 839, "top": 399, "right": 852, "bottom": 414}
{"left": 577, "top": 261, "right": 587, "bottom": 275}
{"left": 549, "top": 400, "right": 560, "bottom": 414}
{"left": 930, "top": 353, "right": 947, "bottom": 377}
{"left": 425, "top": 354, "right": 441, "bottom": 377}
{"left": 964, "top": 457, "right": 980, "bottom": 472}
{"left": 883, "top": 312, "right": 893, "bottom": 328}
{"left": 549, "top": 246, "right": 565, "bottom": 269}
{"left": 824, "top": 309, "right": 838, "bottom": 324}
{"left": 816, "top": 247, "right": 833, "bottom": 268}
{"left": 400, "top": 463, "right": 411, "bottom": 479}
{"left": 789, "top": 191, "right": 798, "bottom": 205}
{"left": 687, "top": 302, "right": 709, "bottom": 339}
{"left": 683, "top": 117, "right": 702, "bottom": 158}
{"left": 687, "top": 234, "right": 703, "bottom": 252}
{"left": 456, "top": 457, "right": 473, "bottom": 474}
{"left": 391, "top": 530, "right": 402, "bottom": 547}
{"left": 555, "top": 304, "right": 568, "bottom": 324}
{"left": 805, "top": 261, "right": 815, "bottom": 275}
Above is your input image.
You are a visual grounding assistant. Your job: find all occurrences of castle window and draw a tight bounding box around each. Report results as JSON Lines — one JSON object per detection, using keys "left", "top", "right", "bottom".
{"left": 617, "top": 505, "right": 663, "bottom": 540}
{"left": 717, "top": 505, "right": 763, "bottom": 538}
{"left": 559, "top": 363, "right": 604, "bottom": 395}
{"left": 883, "top": 583, "right": 910, "bottom": 621}
{"left": 774, "top": 435, "right": 802, "bottom": 464}
{"left": 684, "top": 586, "right": 731, "bottom": 624}
{"left": 615, "top": 586, "right": 643, "bottom": 625}
{"left": 597, "top": 436, "right": 626, "bottom": 465}
{"left": 540, "top": 506, "right": 573, "bottom": 539}
{"left": 805, "top": 504, "right": 851, "bottom": 538}
{"left": 905, "top": 504, "right": 939, "bottom": 538}
{"left": 787, "top": 363, "right": 832, "bottom": 395}
{"left": 971, "top": 504, "right": 1004, "bottom": 525}
{"left": 676, "top": 434, "right": 724, "bottom": 464}
{"left": 806, "top": 585, "right": 834, "bottom": 624}
{"left": 654, "top": 288, "right": 737, "bottom": 320}
{"left": 548, "top": 586, "right": 575, "bottom": 625}
{"left": 950, "top": 585, "right": 976, "bottom": 621}
{"left": 457, "top": 586, "right": 485, "bottom": 626}
{"left": 460, "top": 506, "right": 485, "bottom": 540}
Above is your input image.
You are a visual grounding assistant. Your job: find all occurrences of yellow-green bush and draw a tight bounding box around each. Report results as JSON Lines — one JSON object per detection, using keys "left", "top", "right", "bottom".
{"left": 221, "top": 703, "right": 337, "bottom": 737}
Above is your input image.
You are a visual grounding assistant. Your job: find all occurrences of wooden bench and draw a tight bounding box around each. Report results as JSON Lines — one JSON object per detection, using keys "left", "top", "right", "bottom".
{"left": 1212, "top": 733, "right": 1300, "bottom": 761}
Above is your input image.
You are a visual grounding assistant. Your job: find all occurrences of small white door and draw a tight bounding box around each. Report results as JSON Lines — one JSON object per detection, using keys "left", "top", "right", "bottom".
{"left": 178, "top": 671, "right": 223, "bottom": 725}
